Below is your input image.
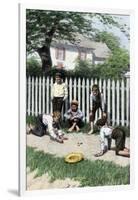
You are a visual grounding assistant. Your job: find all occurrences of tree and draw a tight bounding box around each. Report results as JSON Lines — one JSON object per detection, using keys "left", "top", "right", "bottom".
{"left": 94, "top": 31, "right": 129, "bottom": 78}
{"left": 94, "top": 31, "right": 120, "bottom": 52}
{"left": 26, "top": 9, "right": 128, "bottom": 73}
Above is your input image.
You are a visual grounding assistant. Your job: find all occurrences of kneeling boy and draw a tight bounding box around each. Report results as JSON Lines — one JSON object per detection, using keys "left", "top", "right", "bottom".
{"left": 94, "top": 118, "right": 130, "bottom": 157}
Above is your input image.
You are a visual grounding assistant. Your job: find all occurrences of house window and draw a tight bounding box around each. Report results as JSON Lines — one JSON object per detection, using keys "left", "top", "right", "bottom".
{"left": 55, "top": 47, "right": 65, "bottom": 60}
{"left": 78, "top": 51, "right": 87, "bottom": 60}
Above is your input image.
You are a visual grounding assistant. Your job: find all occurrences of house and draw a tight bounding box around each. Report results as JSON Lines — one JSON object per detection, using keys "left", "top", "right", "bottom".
{"left": 28, "top": 35, "right": 111, "bottom": 70}
{"left": 50, "top": 35, "right": 111, "bottom": 70}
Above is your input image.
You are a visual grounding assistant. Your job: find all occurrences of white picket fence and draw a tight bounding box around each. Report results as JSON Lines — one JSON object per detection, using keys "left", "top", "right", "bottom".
{"left": 26, "top": 76, "right": 130, "bottom": 126}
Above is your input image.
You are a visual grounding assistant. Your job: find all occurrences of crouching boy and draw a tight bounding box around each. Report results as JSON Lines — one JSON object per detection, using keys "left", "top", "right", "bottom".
{"left": 64, "top": 100, "right": 83, "bottom": 132}
{"left": 94, "top": 118, "right": 130, "bottom": 157}
{"left": 27, "top": 112, "right": 68, "bottom": 143}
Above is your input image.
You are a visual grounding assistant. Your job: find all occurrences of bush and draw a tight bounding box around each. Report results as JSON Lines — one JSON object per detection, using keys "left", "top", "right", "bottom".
{"left": 26, "top": 57, "right": 42, "bottom": 76}
{"left": 26, "top": 55, "right": 129, "bottom": 79}
{"left": 26, "top": 115, "right": 37, "bottom": 125}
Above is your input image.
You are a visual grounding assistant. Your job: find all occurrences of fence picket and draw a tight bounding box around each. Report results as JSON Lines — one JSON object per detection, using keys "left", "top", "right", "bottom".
{"left": 78, "top": 78, "right": 81, "bottom": 109}
{"left": 31, "top": 77, "right": 34, "bottom": 116}
{"left": 42, "top": 76, "right": 45, "bottom": 114}
{"left": 107, "top": 79, "right": 111, "bottom": 123}
{"left": 74, "top": 78, "right": 77, "bottom": 100}
{"left": 126, "top": 78, "right": 130, "bottom": 126}
{"left": 35, "top": 77, "right": 38, "bottom": 116}
{"left": 46, "top": 77, "right": 50, "bottom": 114}
{"left": 116, "top": 80, "right": 120, "bottom": 125}
{"left": 86, "top": 78, "right": 90, "bottom": 123}
{"left": 69, "top": 78, "right": 73, "bottom": 103}
{"left": 50, "top": 77, "right": 53, "bottom": 114}
{"left": 112, "top": 80, "right": 115, "bottom": 125}
{"left": 82, "top": 78, "right": 85, "bottom": 120}
{"left": 121, "top": 79, "right": 125, "bottom": 126}
{"left": 27, "top": 76, "right": 31, "bottom": 115}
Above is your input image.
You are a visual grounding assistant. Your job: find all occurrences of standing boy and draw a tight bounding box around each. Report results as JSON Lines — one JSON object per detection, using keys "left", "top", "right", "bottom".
{"left": 88, "top": 84, "right": 107, "bottom": 134}
{"left": 51, "top": 72, "right": 68, "bottom": 118}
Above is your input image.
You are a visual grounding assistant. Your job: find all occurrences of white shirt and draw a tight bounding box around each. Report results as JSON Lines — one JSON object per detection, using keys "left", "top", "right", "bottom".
{"left": 51, "top": 82, "right": 68, "bottom": 100}
{"left": 99, "top": 126, "right": 113, "bottom": 151}
{"left": 100, "top": 126, "right": 112, "bottom": 137}
{"left": 42, "top": 114, "right": 62, "bottom": 139}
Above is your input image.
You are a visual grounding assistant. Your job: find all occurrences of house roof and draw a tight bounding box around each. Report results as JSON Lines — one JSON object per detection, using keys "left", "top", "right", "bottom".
{"left": 51, "top": 34, "right": 111, "bottom": 59}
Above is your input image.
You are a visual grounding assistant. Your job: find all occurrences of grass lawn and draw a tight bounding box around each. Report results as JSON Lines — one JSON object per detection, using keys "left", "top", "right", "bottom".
{"left": 27, "top": 146, "right": 130, "bottom": 187}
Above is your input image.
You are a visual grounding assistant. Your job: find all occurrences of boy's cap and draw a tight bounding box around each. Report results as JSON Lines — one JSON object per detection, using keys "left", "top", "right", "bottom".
{"left": 71, "top": 100, "right": 79, "bottom": 106}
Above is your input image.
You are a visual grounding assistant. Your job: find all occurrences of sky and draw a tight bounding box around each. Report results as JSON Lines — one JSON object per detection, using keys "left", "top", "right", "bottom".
{"left": 93, "top": 14, "right": 130, "bottom": 50}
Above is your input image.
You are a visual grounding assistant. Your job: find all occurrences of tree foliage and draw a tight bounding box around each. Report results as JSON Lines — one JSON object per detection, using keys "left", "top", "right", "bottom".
{"left": 94, "top": 31, "right": 120, "bottom": 52}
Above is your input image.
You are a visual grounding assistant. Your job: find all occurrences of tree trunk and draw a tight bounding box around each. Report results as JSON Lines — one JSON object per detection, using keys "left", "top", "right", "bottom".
{"left": 37, "top": 45, "right": 52, "bottom": 73}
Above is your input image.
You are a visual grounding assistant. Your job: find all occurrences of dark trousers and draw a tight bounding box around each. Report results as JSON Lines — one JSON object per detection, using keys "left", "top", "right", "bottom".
{"left": 31, "top": 114, "right": 47, "bottom": 137}
{"left": 68, "top": 118, "right": 82, "bottom": 128}
{"left": 90, "top": 103, "right": 107, "bottom": 122}
{"left": 52, "top": 97, "right": 64, "bottom": 113}
{"left": 90, "top": 104, "right": 102, "bottom": 122}
{"left": 112, "top": 127, "right": 126, "bottom": 155}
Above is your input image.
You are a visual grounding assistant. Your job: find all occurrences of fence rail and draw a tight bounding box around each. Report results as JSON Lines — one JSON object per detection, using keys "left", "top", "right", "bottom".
{"left": 26, "top": 76, "right": 130, "bottom": 127}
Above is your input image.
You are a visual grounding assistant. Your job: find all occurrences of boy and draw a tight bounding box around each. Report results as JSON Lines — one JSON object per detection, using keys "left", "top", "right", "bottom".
{"left": 27, "top": 112, "right": 68, "bottom": 143}
{"left": 51, "top": 72, "right": 68, "bottom": 115}
{"left": 94, "top": 118, "right": 130, "bottom": 157}
{"left": 88, "top": 84, "right": 107, "bottom": 134}
{"left": 64, "top": 100, "right": 83, "bottom": 132}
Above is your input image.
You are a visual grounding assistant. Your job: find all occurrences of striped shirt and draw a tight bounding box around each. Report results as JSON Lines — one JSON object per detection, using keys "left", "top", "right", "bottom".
{"left": 64, "top": 109, "right": 83, "bottom": 120}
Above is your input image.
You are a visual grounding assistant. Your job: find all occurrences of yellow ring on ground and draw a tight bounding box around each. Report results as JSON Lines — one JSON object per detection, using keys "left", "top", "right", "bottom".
{"left": 65, "top": 152, "right": 84, "bottom": 163}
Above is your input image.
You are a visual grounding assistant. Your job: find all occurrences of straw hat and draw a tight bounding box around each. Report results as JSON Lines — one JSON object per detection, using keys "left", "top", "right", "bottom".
{"left": 65, "top": 152, "right": 84, "bottom": 163}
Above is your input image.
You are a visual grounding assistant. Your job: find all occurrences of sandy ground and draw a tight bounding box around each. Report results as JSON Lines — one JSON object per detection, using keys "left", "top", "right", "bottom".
{"left": 27, "top": 133, "right": 130, "bottom": 190}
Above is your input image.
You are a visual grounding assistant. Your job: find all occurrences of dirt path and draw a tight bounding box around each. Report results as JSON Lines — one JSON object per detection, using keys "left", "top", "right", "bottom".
{"left": 27, "top": 133, "right": 130, "bottom": 190}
